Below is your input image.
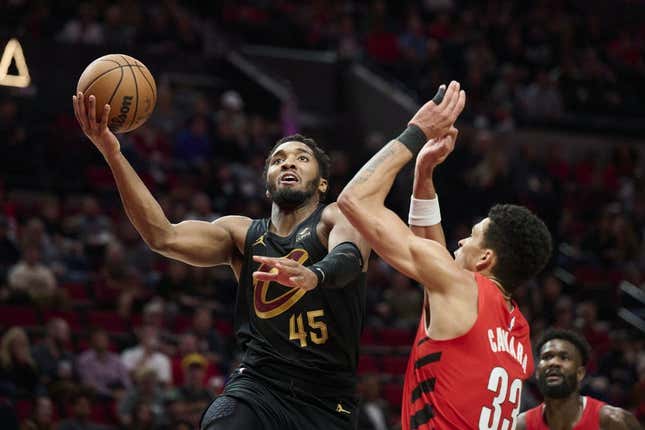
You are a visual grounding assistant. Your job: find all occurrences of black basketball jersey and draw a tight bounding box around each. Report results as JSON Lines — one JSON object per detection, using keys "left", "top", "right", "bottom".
{"left": 234, "top": 204, "right": 366, "bottom": 398}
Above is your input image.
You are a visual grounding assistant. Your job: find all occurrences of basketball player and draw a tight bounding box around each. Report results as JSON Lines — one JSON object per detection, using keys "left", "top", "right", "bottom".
{"left": 72, "top": 93, "right": 370, "bottom": 430}
{"left": 338, "top": 81, "right": 552, "bottom": 429}
{"left": 517, "top": 329, "right": 640, "bottom": 429}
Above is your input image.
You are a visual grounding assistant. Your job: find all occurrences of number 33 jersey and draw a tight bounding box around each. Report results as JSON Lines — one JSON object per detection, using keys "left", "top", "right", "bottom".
{"left": 402, "top": 273, "right": 534, "bottom": 430}
{"left": 235, "top": 204, "right": 366, "bottom": 398}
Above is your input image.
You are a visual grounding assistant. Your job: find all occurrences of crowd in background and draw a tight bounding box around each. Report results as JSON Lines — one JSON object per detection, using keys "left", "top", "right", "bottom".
{"left": 0, "top": 1, "right": 644, "bottom": 429}
{"left": 3, "top": 0, "right": 643, "bottom": 127}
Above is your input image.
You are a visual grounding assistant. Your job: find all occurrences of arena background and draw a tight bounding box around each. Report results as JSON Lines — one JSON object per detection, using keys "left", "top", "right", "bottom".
{"left": 0, "top": 1, "right": 643, "bottom": 428}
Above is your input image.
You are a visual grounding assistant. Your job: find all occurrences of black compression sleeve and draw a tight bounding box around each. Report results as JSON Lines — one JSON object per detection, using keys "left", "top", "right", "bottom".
{"left": 309, "top": 242, "right": 363, "bottom": 289}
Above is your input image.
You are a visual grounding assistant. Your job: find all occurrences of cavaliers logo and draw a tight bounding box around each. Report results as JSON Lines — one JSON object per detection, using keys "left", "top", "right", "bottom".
{"left": 253, "top": 248, "right": 309, "bottom": 319}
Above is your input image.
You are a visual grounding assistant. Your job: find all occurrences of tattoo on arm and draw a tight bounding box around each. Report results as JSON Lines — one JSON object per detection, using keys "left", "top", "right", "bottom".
{"left": 348, "top": 143, "right": 397, "bottom": 186}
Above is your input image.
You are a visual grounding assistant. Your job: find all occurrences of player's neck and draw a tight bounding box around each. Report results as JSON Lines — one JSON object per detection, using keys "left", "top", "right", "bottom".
{"left": 270, "top": 199, "right": 319, "bottom": 236}
{"left": 485, "top": 274, "right": 514, "bottom": 311}
{"left": 544, "top": 395, "right": 584, "bottom": 429}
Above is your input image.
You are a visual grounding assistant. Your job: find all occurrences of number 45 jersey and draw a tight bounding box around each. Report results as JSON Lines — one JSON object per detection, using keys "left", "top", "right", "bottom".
{"left": 402, "top": 273, "right": 534, "bottom": 430}
{"left": 235, "top": 204, "right": 366, "bottom": 399}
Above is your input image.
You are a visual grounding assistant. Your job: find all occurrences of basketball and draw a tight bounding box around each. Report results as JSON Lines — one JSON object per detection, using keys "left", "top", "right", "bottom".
{"left": 76, "top": 54, "right": 156, "bottom": 134}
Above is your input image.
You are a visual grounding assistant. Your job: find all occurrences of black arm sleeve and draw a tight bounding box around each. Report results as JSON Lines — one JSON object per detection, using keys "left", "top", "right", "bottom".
{"left": 309, "top": 241, "right": 364, "bottom": 289}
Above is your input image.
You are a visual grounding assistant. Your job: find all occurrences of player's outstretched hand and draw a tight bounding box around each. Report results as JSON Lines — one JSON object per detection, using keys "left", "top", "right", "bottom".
{"left": 415, "top": 126, "right": 459, "bottom": 175}
{"left": 72, "top": 91, "right": 120, "bottom": 160}
{"left": 252, "top": 255, "right": 319, "bottom": 291}
{"left": 409, "top": 81, "right": 466, "bottom": 141}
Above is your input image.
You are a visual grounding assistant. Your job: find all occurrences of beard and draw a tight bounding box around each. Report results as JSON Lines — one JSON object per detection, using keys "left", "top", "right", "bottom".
{"left": 268, "top": 178, "right": 319, "bottom": 209}
{"left": 537, "top": 371, "right": 579, "bottom": 399}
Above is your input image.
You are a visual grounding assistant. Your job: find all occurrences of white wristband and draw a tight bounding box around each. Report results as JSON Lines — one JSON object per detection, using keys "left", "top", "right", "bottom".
{"left": 408, "top": 195, "right": 441, "bottom": 226}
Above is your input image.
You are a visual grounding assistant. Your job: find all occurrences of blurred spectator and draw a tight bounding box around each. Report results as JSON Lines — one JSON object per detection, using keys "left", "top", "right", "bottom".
{"left": 77, "top": 328, "right": 131, "bottom": 399}
{"left": 174, "top": 115, "right": 213, "bottom": 166}
{"left": 357, "top": 374, "right": 389, "bottom": 430}
{"left": 518, "top": 71, "right": 564, "bottom": 120}
{"left": 121, "top": 325, "right": 172, "bottom": 386}
{"left": 57, "top": 2, "right": 104, "bottom": 45}
{"left": 191, "top": 307, "right": 226, "bottom": 368}
{"left": 56, "top": 389, "right": 102, "bottom": 430}
{"left": 125, "top": 401, "right": 156, "bottom": 430}
{"left": 186, "top": 193, "right": 218, "bottom": 222}
{"left": 0, "top": 215, "right": 19, "bottom": 285}
{"left": 382, "top": 273, "right": 423, "bottom": 329}
{"left": 7, "top": 245, "right": 62, "bottom": 308}
{"left": 172, "top": 353, "right": 214, "bottom": 426}
{"left": 0, "top": 328, "right": 39, "bottom": 398}
{"left": 32, "top": 318, "right": 75, "bottom": 387}
{"left": 102, "top": 5, "right": 135, "bottom": 47}
{"left": 117, "top": 368, "right": 166, "bottom": 428}
{"left": 214, "top": 90, "right": 248, "bottom": 162}
{"left": 20, "top": 395, "right": 54, "bottom": 430}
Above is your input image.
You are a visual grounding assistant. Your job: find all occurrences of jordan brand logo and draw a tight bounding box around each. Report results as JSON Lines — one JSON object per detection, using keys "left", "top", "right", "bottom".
{"left": 252, "top": 234, "right": 266, "bottom": 248}
{"left": 336, "top": 403, "right": 351, "bottom": 415}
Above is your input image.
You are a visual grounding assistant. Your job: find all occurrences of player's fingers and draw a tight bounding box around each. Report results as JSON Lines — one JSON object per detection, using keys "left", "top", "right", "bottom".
{"left": 253, "top": 255, "right": 279, "bottom": 265}
{"left": 72, "top": 96, "right": 82, "bottom": 125}
{"left": 431, "top": 84, "right": 446, "bottom": 105}
{"left": 439, "top": 81, "right": 459, "bottom": 111}
{"left": 88, "top": 95, "right": 97, "bottom": 129}
{"left": 77, "top": 92, "right": 88, "bottom": 124}
{"left": 275, "top": 262, "right": 299, "bottom": 275}
{"left": 99, "top": 104, "right": 110, "bottom": 130}
{"left": 450, "top": 90, "right": 466, "bottom": 121}
{"left": 252, "top": 271, "right": 279, "bottom": 281}
{"left": 443, "top": 81, "right": 461, "bottom": 116}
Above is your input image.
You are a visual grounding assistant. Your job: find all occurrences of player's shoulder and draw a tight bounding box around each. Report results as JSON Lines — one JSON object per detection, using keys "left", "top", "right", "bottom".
{"left": 599, "top": 404, "right": 640, "bottom": 429}
{"left": 212, "top": 215, "right": 254, "bottom": 237}
{"left": 515, "top": 410, "right": 528, "bottom": 430}
{"left": 516, "top": 403, "right": 543, "bottom": 430}
{"left": 212, "top": 215, "right": 253, "bottom": 228}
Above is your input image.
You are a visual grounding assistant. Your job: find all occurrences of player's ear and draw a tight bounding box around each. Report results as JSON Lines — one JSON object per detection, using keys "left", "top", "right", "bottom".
{"left": 318, "top": 178, "right": 328, "bottom": 195}
{"left": 475, "top": 249, "right": 496, "bottom": 272}
{"left": 576, "top": 365, "right": 585, "bottom": 383}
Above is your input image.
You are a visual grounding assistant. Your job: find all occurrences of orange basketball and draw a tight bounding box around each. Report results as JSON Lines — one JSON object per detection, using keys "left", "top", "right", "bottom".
{"left": 76, "top": 54, "right": 157, "bottom": 134}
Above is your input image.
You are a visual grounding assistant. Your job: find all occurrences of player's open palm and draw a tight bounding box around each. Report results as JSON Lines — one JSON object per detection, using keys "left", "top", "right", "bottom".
{"left": 252, "top": 255, "right": 319, "bottom": 291}
{"left": 416, "top": 126, "right": 459, "bottom": 174}
{"left": 72, "top": 91, "right": 120, "bottom": 159}
{"left": 409, "top": 81, "right": 466, "bottom": 140}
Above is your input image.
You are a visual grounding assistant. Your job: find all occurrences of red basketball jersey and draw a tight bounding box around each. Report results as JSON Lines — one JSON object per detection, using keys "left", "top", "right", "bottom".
{"left": 524, "top": 396, "right": 606, "bottom": 430}
{"left": 401, "top": 273, "right": 534, "bottom": 429}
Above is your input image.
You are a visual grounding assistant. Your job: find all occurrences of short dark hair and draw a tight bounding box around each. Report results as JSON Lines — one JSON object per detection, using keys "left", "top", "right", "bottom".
{"left": 264, "top": 134, "right": 331, "bottom": 200}
{"left": 483, "top": 204, "right": 552, "bottom": 292}
{"left": 536, "top": 329, "right": 591, "bottom": 366}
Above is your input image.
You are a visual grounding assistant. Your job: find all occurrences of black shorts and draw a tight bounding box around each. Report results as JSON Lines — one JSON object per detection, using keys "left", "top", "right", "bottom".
{"left": 200, "top": 368, "right": 358, "bottom": 430}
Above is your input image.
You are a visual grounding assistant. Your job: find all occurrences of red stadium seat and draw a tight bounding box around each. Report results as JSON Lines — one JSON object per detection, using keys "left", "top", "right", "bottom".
{"left": 360, "top": 328, "right": 376, "bottom": 345}
{"left": 358, "top": 354, "right": 380, "bottom": 374}
{"left": 60, "top": 282, "right": 89, "bottom": 301}
{"left": 87, "top": 310, "right": 128, "bottom": 334}
{"left": 382, "top": 382, "right": 403, "bottom": 409}
{"left": 214, "top": 319, "right": 233, "bottom": 337}
{"left": 0, "top": 305, "right": 39, "bottom": 328}
{"left": 174, "top": 314, "right": 193, "bottom": 333}
{"left": 379, "top": 328, "right": 415, "bottom": 347}
{"left": 381, "top": 355, "right": 409, "bottom": 374}
{"left": 15, "top": 399, "right": 33, "bottom": 420}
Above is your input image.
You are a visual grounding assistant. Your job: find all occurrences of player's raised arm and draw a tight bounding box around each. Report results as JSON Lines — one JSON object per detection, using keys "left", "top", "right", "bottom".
{"left": 408, "top": 127, "right": 458, "bottom": 246}
{"left": 338, "top": 81, "right": 465, "bottom": 286}
{"left": 73, "top": 92, "right": 248, "bottom": 268}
